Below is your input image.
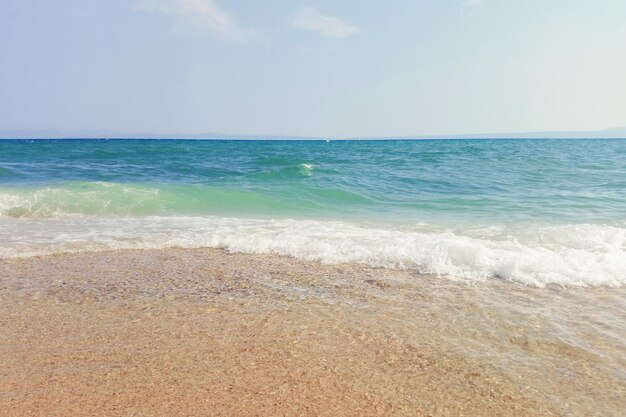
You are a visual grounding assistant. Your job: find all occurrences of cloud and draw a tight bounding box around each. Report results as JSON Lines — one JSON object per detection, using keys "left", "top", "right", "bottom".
{"left": 136, "top": 0, "right": 255, "bottom": 42}
{"left": 460, "top": 0, "right": 486, "bottom": 15}
{"left": 464, "top": 0, "right": 485, "bottom": 7}
{"left": 292, "top": 7, "right": 359, "bottom": 39}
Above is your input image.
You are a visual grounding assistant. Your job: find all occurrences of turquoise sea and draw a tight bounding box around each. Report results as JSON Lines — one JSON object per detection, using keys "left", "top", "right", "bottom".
{"left": 1, "top": 138, "right": 625, "bottom": 287}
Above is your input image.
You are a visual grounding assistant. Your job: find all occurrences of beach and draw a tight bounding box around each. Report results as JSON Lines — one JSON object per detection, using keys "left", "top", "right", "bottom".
{"left": 2, "top": 248, "right": 624, "bottom": 416}
{"left": 4, "top": 0, "right": 626, "bottom": 413}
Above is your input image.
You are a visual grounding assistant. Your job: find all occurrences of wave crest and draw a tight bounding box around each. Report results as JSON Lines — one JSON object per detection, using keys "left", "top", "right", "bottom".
{"left": 0, "top": 216, "right": 623, "bottom": 288}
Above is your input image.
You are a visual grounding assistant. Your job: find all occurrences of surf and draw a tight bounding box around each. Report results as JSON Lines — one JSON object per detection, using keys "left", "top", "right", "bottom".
{"left": 1, "top": 215, "right": 623, "bottom": 288}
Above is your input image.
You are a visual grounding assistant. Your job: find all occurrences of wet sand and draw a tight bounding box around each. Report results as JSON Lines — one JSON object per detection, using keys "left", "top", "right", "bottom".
{"left": 1, "top": 248, "right": 624, "bottom": 416}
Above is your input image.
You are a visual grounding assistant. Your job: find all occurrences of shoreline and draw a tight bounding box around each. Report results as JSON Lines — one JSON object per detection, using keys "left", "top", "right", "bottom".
{"left": 2, "top": 248, "right": 624, "bottom": 416}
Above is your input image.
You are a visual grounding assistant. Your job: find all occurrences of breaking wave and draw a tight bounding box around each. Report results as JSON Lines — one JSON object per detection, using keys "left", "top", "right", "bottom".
{"left": 1, "top": 216, "right": 623, "bottom": 288}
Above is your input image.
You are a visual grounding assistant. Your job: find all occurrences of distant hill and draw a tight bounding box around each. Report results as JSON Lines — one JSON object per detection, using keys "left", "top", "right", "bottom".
{"left": 1, "top": 127, "right": 625, "bottom": 140}
{"left": 401, "top": 126, "right": 626, "bottom": 140}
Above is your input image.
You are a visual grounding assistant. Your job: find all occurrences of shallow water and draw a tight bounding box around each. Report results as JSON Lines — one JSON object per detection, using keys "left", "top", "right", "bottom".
{"left": 2, "top": 248, "right": 624, "bottom": 416}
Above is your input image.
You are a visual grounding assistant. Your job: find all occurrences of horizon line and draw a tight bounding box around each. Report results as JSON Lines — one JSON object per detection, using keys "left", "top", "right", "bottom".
{"left": 1, "top": 126, "right": 625, "bottom": 140}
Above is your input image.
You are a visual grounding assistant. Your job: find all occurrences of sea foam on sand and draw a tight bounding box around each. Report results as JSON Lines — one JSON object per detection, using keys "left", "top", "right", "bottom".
{"left": 0, "top": 216, "right": 624, "bottom": 288}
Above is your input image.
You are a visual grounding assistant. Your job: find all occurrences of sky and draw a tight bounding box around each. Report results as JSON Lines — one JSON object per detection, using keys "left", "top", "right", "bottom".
{"left": 1, "top": 0, "right": 625, "bottom": 138}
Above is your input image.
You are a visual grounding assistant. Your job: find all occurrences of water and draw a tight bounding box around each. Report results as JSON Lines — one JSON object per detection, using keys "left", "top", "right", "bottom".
{"left": 1, "top": 139, "right": 625, "bottom": 287}
{"left": 2, "top": 138, "right": 626, "bottom": 414}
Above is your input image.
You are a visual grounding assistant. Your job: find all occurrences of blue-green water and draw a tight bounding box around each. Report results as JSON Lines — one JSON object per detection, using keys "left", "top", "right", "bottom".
{"left": 1, "top": 139, "right": 625, "bottom": 286}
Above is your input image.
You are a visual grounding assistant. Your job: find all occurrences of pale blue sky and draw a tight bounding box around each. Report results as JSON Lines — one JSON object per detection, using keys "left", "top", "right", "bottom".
{"left": 1, "top": 0, "right": 625, "bottom": 138}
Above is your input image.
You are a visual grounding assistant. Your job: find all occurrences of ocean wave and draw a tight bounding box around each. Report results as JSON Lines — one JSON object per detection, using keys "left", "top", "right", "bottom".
{"left": 0, "top": 216, "right": 623, "bottom": 288}
{"left": 297, "top": 163, "right": 317, "bottom": 176}
{"left": 0, "top": 182, "right": 163, "bottom": 218}
{"left": 0, "top": 182, "right": 371, "bottom": 218}
{"left": 246, "top": 163, "right": 319, "bottom": 180}
{"left": 0, "top": 166, "right": 20, "bottom": 178}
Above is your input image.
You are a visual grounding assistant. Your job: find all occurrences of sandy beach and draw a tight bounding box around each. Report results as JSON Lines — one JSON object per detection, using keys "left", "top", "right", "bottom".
{"left": 1, "top": 248, "right": 624, "bottom": 416}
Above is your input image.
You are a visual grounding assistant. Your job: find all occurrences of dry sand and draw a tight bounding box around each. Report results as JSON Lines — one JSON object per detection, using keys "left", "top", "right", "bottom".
{"left": 1, "top": 248, "right": 624, "bottom": 416}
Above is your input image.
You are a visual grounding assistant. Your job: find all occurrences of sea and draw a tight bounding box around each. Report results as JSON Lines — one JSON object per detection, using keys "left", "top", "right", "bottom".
{"left": 2, "top": 138, "right": 625, "bottom": 414}
{"left": 1, "top": 138, "right": 624, "bottom": 288}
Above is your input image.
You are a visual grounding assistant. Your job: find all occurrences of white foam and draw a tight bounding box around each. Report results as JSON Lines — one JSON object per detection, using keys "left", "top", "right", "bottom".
{"left": 297, "top": 163, "right": 317, "bottom": 176}
{"left": 1, "top": 216, "right": 624, "bottom": 288}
